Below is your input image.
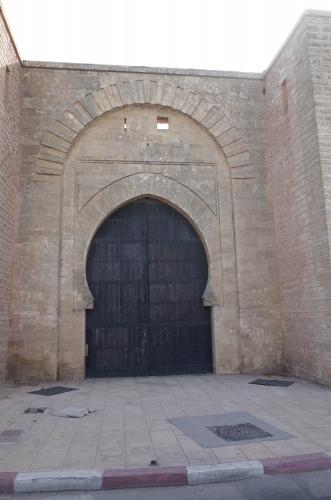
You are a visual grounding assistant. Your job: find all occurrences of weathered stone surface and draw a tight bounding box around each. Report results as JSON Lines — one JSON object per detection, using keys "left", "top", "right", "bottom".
{"left": 265, "top": 11, "right": 331, "bottom": 385}
{"left": 0, "top": 44, "right": 283, "bottom": 381}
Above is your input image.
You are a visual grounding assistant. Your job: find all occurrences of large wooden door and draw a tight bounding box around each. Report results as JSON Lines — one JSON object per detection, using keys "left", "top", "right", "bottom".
{"left": 86, "top": 198, "right": 212, "bottom": 377}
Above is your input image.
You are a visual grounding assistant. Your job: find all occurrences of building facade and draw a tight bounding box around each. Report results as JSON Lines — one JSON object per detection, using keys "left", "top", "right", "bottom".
{"left": 1, "top": 7, "right": 330, "bottom": 383}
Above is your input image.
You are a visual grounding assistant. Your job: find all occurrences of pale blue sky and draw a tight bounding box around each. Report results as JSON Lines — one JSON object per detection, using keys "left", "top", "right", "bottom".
{"left": 2, "top": 0, "right": 331, "bottom": 72}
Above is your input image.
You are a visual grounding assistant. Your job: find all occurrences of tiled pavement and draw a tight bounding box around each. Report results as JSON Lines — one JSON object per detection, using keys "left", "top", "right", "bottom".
{"left": 0, "top": 374, "right": 330, "bottom": 473}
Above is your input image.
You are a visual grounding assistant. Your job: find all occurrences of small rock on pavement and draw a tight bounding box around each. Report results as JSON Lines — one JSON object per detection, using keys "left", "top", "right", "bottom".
{"left": 51, "top": 407, "right": 96, "bottom": 418}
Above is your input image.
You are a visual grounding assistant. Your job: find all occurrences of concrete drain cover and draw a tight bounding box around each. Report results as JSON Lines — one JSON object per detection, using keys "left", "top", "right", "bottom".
{"left": 28, "top": 386, "right": 77, "bottom": 396}
{"left": 168, "top": 412, "right": 294, "bottom": 448}
{"left": 208, "top": 423, "right": 273, "bottom": 442}
{"left": 0, "top": 430, "right": 23, "bottom": 444}
{"left": 249, "top": 379, "right": 294, "bottom": 387}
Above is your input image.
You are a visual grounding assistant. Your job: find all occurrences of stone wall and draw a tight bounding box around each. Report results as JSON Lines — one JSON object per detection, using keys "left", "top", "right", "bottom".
{"left": 9, "top": 63, "right": 283, "bottom": 380}
{"left": 265, "top": 11, "right": 331, "bottom": 384}
{"left": 0, "top": 7, "right": 21, "bottom": 380}
{"left": 5, "top": 7, "right": 330, "bottom": 384}
{"left": 309, "top": 13, "right": 331, "bottom": 293}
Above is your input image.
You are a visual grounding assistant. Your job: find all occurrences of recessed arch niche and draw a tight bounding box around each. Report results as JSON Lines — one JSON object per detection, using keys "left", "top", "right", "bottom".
{"left": 57, "top": 104, "right": 241, "bottom": 379}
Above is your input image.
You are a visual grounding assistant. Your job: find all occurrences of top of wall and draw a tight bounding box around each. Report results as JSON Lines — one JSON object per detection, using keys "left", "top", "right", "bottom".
{"left": 1, "top": 4, "right": 331, "bottom": 79}
{"left": 22, "top": 60, "right": 262, "bottom": 80}
{"left": 0, "top": 2, "right": 21, "bottom": 63}
{"left": 264, "top": 9, "right": 331, "bottom": 76}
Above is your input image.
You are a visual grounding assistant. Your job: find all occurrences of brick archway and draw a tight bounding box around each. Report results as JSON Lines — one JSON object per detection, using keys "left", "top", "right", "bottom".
{"left": 35, "top": 79, "right": 250, "bottom": 177}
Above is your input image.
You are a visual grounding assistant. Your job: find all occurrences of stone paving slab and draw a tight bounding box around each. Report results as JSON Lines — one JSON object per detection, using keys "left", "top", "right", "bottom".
{"left": 0, "top": 374, "right": 329, "bottom": 472}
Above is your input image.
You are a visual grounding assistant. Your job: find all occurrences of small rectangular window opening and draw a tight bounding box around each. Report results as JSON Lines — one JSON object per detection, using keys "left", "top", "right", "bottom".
{"left": 4, "top": 66, "right": 10, "bottom": 102}
{"left": 281, "top": 79, "right": 288, "bottom": 113}
{"left": 157, "top": 116, "right": 169, "bottom": 130}
{"left": 123, "top": 117, "right": 127, "bottom": 131}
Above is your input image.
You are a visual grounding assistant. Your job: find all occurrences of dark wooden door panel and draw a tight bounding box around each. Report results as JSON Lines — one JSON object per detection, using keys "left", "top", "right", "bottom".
{"left": 149, "top": 324, "right": 212, "bottom": 375}
{"left": 86, "top": 198, "right": 212, "bottom": 377}
{"left": 86, "top": 201, "right": 149, "bottom": 377}
{"left": 147, "top": 201, "right": 212, "bottom": 376}
{"left": 85, "top": 326, "right": 150, "bottom": 377}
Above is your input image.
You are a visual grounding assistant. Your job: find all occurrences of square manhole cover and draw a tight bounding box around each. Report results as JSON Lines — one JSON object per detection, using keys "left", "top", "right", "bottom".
{"left": 28, "top": 386, "right": 77, "bottom": 396}
{"left": 249, "top": 379, "right": 294, "bottom": 387}
{"left": 208, "top": 422, "right": 273, "bottom": 442}
{"left": 168, "top": 412, "right": 295, "bottom": 448}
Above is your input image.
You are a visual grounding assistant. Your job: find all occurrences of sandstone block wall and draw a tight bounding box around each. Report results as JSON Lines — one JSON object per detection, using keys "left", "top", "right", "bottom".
{"left": 309, "top": 13, "right": 331, "bottom": 286}
{"left": 9, "top": 62, "right": 283, "bottom": 380}
{"left": 0, "top": 8, "right": 21, "bottom": 380}
{"left": 265, "top": 11, "right": 331, "bottom": 384}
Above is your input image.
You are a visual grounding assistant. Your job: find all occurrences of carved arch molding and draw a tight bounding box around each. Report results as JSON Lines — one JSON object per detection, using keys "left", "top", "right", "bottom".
{"left": 73, "top": 173, "right": 224, "bottom": 310}
{"left": 35, "top": 79, "right": 249, "bottom": 314}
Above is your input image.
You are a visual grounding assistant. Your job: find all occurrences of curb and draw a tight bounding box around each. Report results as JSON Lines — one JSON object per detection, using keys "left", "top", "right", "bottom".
{"left": 187, "top": 460, "right": 263, "bottom": 485}
{"left": 102, "top": 466, "right": 186, "bottom": 489}
{"left": 0, "top": 452, "right": 331, "bottom": 495}
{"left": 263, "top": 452, "right": 331, "bottom": 475}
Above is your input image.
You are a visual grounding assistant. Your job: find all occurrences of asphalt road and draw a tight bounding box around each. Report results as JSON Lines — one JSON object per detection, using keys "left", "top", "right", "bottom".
{"left": 4, "top": 470, "right": 331, "bottom": 500}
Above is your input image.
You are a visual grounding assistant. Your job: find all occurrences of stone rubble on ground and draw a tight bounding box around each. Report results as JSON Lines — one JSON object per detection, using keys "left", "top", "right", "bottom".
{"left": 50, "top": 407, "right": 96, "bottom": 418}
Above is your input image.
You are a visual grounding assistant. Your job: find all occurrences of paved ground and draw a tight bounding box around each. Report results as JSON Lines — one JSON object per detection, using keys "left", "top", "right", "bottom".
{"left": 0, "top": 374, "right": 330, "bottom": 472}
{"left": 2, "top": 470, "right": 331, "bottom": 499}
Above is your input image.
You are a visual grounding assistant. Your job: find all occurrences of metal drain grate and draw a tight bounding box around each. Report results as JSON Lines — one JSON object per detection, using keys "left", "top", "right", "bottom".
{"left": 24, "top": 407, "right": 47, "bottom": 414}
{"left": 208, "top": 422, "right": 273, "bottom": 442}
{"left": 249, "top": 379, "right": 294, "bottom": 387}
{"left": 28, "top": 386, "right": 77, "bottom": 396}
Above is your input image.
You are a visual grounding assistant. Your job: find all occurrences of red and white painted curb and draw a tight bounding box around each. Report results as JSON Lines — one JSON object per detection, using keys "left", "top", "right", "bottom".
{"left": 0, "top": 452, "right": 331, "bottom": 495}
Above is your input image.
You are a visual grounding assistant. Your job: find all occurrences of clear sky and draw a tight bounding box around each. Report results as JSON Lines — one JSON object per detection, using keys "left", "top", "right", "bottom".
{"left": 2, "top": 0, "right": 331, "bottom": 72}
